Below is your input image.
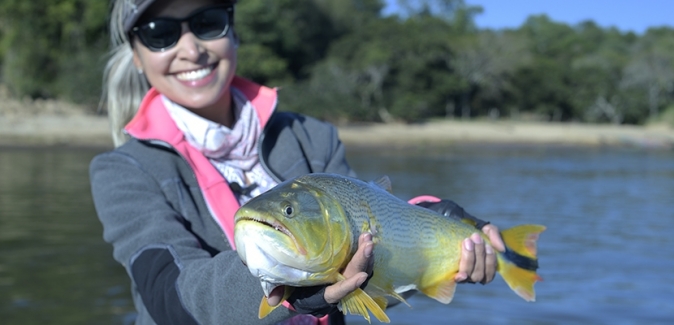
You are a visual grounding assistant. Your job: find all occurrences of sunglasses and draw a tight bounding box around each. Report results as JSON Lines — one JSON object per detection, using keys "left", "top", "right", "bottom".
{"left": 132, "top": 5, "right": 234, "bottom": 52}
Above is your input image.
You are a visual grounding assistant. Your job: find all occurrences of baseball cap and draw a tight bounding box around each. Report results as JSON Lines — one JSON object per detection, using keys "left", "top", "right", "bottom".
{"left": 122, "top": 0, "right": 237, "bottom": 32}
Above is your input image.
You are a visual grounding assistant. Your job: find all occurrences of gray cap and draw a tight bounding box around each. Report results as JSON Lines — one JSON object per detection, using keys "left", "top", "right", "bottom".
{"left": 122, "top": 0, "right": 237, "bottom": 33}
{"left": 122, "top": 0, "right": 157, "bottom": 33}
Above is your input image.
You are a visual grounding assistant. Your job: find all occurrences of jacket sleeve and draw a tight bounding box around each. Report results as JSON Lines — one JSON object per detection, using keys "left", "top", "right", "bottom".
{"left": 261, "top": 112, "right": 357, "bottom": 180}
{"left": 90, "top": 151, "right": 296, "bottom": 325}
{"left": 416, "top": 199, "right": 490, "bottom": 230}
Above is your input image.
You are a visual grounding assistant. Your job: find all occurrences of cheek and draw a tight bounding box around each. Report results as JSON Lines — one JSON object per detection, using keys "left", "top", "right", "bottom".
{"left": 211, "top": 35, "right": 238, "bottom": 63}
{"left": 141, "top": 54, "right": 172, "bottom": 81}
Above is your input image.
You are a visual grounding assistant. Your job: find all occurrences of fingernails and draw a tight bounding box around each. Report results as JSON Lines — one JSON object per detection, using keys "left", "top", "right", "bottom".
{"left": 364, "top": 243, "right": 373, "bottom": 257}
{"left": 356, "top": 273, "right": 368, "bottom": 287}
{"left": 472, "top": 233, "right": 483, "bottom": 244}
{"left": 486, "top": 245, "right": 494, "bottom": 255}
{"left": 455, "top": 274, "right": 467, "bottom": 282}
{"left": 464, "top": 238, "right": 474, "bottom": 251}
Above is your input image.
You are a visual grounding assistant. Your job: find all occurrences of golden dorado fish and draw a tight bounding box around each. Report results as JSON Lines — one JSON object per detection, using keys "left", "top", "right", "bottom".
{"left": 234, "top": 173, "right": 545, "bottom": 323}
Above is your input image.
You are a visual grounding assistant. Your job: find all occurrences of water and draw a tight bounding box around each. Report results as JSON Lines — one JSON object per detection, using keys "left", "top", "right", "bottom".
{"left": 1, "top": 145, "right": 673, "bottom": 324}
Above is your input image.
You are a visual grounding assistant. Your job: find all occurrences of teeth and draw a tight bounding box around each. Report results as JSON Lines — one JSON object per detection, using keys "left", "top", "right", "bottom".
{"left": 176, "top": 66, "right": 213, "bottom": 81}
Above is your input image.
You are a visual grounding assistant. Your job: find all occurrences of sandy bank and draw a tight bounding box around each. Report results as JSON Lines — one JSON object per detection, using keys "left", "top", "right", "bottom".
{"left": 1, "top": 114, "right": 673, "bottom": 149}
{"left": 338, "top": 120, "right": 674, "bottom": 149}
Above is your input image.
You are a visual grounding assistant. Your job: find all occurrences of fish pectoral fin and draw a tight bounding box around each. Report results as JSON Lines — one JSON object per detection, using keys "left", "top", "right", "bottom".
{"left": 419, "top": 276, "right": 457, "bottom": 304}
{"left": 258, "top": 286, "right": 294, "bottom": 319}
{"left": 373, "top": 296, "right": 388, "bottom": 311}
{"left": 258, "top": 296, "right": 278, "bottom": 319}
{"left": 339, "top": 287, "right": 390, "bottom": 324}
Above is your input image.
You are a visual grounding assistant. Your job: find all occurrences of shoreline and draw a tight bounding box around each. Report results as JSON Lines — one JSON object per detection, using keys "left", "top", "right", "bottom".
{"left": 1, "top": 114, "right": 673, "bottom": 150}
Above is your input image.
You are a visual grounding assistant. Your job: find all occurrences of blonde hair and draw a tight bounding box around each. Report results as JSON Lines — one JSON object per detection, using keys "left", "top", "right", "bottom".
{"left": 101, "top": 0, "right": 150, "bottom": 147}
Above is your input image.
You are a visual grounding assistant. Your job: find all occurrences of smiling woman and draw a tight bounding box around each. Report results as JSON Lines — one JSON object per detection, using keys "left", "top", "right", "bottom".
{"left": 130, "top": 1, "right": 238, "bottom": 127}
{"left": 91, "top": 1, "right": 505, "bottom": 324}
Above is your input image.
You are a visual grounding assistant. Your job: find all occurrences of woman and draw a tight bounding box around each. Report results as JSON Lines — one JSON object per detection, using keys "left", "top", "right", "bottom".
{"left": 90, "top": 0, "right": 505, "bottom": 324}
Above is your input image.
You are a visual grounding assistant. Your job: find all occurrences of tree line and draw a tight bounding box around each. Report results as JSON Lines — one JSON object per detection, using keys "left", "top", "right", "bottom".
{"left": 1, "top": 0, "right": 673, "bottom": 125}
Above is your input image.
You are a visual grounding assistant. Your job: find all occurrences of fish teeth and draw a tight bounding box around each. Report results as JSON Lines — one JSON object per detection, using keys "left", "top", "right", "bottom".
{"left": 176, "top": 66, "right": 213, "bottom": 81}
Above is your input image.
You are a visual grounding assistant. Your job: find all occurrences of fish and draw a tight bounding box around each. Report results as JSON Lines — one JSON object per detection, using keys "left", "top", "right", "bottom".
{"left": 234, "top": 173, "right": 545, "bottom": 323}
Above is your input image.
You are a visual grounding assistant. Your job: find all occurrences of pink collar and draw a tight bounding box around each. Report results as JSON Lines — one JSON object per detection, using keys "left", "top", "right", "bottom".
{"left": 124, "top": 76, "right": 277, "bottom": 249}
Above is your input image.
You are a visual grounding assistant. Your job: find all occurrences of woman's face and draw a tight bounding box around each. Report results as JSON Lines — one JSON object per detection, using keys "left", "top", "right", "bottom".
{"left": 132, "top": 0, "right": 237, "bottom": 122}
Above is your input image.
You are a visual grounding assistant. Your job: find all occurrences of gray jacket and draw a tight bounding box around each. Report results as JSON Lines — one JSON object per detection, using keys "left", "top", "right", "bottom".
{"left": 90, "top": 111, "right": 356, "bottom": 325}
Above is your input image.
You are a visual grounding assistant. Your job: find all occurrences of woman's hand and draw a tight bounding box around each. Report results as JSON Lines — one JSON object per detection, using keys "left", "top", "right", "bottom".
{"left": 324, "top": 232, "right": 374, "bottom": 303}
{"left": 455, "top": 224, "right": 505, "bottom": 284}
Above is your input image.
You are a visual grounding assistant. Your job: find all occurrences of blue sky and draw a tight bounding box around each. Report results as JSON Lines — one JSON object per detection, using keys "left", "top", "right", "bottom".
{"left": 384, "top": 0, "right": 674, "bottom": 34}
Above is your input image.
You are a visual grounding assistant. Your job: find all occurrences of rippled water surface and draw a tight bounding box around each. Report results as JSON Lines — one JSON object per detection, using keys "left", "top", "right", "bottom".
{"left": 1, "top": 145, "right": 672, "bottom": 324}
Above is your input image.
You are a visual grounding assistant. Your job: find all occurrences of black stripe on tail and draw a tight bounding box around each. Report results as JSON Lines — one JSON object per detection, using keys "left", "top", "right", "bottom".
{"left": 503, "top": 248, "right": 539, "bottom": 271}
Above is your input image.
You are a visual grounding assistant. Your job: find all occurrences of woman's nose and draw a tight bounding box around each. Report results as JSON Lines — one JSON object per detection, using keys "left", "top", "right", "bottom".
{"left": 175, "top": 23, "right": 205, "bottom": 61}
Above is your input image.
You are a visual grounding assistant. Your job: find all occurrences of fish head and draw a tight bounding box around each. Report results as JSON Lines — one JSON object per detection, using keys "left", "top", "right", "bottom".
{"left": 234, "top": 177, "right": 352, "bottom": 293}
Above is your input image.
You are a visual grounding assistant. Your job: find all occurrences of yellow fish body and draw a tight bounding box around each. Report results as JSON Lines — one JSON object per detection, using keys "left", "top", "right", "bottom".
{"left": 234, "top": 173, "right": 545, "bottom": 323}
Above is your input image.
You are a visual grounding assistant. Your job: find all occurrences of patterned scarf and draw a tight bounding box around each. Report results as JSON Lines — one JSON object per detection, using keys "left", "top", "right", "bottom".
{"left": 164, "top": 88, "right": 278, "bottom": 204}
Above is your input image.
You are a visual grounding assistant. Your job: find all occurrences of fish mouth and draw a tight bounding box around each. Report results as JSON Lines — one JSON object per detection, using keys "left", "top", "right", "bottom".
{"left": 238, "top": 216, "right": 293, "bottom": 238}
{"left": 237, "top": 216, "right": 307, "bottom": 257}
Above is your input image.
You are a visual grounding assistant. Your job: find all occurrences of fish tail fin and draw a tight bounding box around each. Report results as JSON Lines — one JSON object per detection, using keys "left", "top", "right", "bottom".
{"left": 497, "top": 224, "right": 546, "bottom": 302}
{"left": 258, "top": 286, "right": 294, "bottom": 319}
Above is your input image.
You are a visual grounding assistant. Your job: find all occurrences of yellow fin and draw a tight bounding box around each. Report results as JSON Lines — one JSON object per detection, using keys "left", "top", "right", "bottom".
{"left": 258, "top": 286, "right": 294, "bottom": 319}
{"left": 500, "top": 224, "right": 546, "bottom": 259}
{"left": 336, "top": 274, "right": 390, "bottom": 323}
{"left": 419, "top": 274, "right": 457, "bottom": 304}
{"left": 497, "top": 224, "right": 546, "bottom": 302}
{"left": 373, "top": 296, "right": 388, "bottom": 311}
{"left": 340, "top": 288, "right": 390, "bottom": 323}
{"left": 497, "top": 258, "right": 542, "bottom": 302}
{"left": 387, "top": 290, "right": 410, "bottom": 307}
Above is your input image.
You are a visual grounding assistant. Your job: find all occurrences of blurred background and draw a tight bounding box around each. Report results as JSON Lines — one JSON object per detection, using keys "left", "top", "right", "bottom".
{"left": 1, "top": 0, "right": 674, "bottom": 126}
{"left": 1, "top": 1, "right": 673, "bottom": 324}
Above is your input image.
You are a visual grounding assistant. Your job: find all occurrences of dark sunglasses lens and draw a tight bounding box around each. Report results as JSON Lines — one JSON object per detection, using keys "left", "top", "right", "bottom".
{"left": 138, "top": 21, "right": 181, "bottom": 50}
{"left": 190, "top": 8, "right": 230, "bottom": 39}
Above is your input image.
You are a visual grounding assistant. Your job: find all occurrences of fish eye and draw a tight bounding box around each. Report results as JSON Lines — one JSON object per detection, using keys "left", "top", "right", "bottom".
{"left": 282, "top": 203, "right": 294, "bottom": 218}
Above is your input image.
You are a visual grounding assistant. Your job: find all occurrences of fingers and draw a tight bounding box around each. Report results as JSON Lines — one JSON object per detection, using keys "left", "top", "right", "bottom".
{"left": 324, "top": 272, "right": 368, "bottom": 304}
{"left": 482, "top": 244, "right": 496, "bottom": 284}
{"left": 454, "top": 236, "right": 475, "bottom": 282}
{"left": 324, "top": 233, "right": 374, "bottom": 304}
{"left": 455, "top": 233, "right": 498, "bottom": 284}
{"left": 482, "top": 224, "right": 505, "bottom": 252}
{"left": 266, "top": 285, "right": 286, "bottom": 306}
{"left": 469, "top": 233, "right": 486, "bottom": 282}
{"left": 342, "top": 233, "right": 374, "bottom": 278}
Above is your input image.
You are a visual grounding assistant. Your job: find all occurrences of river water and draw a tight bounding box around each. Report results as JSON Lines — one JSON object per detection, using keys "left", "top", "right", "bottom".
{"left": 1, "top": 144, "right": 672, "bottom": 324}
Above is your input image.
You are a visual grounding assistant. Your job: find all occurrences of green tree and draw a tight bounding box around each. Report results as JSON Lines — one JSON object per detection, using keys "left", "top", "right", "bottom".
{"left": 619, "top": 28, "right": 674, "bottom": 122}
{"left": 0, "top": 0, "right": 108, "bottom": 105}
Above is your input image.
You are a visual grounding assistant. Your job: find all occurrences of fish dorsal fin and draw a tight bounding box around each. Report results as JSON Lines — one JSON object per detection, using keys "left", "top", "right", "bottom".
{"left": 371, "top": 176, "right": 393, "bottom": 193}
{"left": 418, "top": 274, "right": 457, "bottom": 304}
{"left": 336, "top": 274, "right": 390, "bottom": 323}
